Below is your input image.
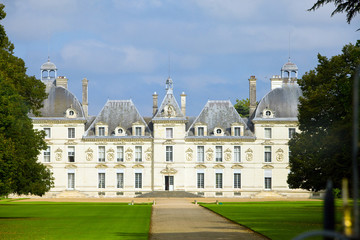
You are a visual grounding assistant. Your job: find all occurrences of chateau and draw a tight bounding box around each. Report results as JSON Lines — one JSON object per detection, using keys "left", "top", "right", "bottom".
{"left": 32, "top": 58, "right": 313, "bottom": 198}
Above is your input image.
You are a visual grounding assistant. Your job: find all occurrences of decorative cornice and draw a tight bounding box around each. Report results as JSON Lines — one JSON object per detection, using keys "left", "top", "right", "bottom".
{"left": 64, "top": 140, "right": 78, "bottom": 145}
{"left": 186, "top": 137, "right": 255, "bottom": 143}
{"left": 152, "top": 119, "right": 188, "bottom": 124}
{"left": 160, "top": 164, "right": 177, "bottom": 174}
{"left": 163, "top": 140, "right": 175, "bottom": 145}
{"left": 44, "top": 164, "right": 53, "bottom": 169}
{"left": 32, "top": 119, "right": 87, "bottom": 124}
{"left": 261, "top": 140, "right": 274, "bottom": 145}
{"left": 82, "top": 137, "right": 152, "bottom": 142}
{"left": 252, "top": 120, "right": 298, "bottom": 124}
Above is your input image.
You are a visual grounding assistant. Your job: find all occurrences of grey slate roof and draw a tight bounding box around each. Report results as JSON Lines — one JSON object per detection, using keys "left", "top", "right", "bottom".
{"left": 85, "top": 100, "right": 151, "bottom": 137}
{"left": 30, "top": 81, "right": 85, "bottom": 118}
{"left": 252, "top": 84, "right": 302, "bottom": 120}
{"left": 187, "top": 100, "right": 253, "bottom": 137}
{"left": 152, "top": 90, "right": 186, "bottom": 121}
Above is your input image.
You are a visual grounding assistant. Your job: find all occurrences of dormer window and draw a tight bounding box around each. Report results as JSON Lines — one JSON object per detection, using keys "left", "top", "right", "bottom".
{"left": 115, "top": 126, "right": 126, "bottom": 136}
{"left": 214, "top": 127, "right": 224, "bottom": 136}
{"left": 135, "top": 127, "right": 142, "bottom": 136}
{"left": 96, "top": 122, "right": 108, "bottom": 136}
{"left": 231, "top": 123, "right": 244, "bottom": 137}
{"left": 66, "top": 108, "right": 77, "bottom": 118}
{"left": 99, "top": 127, "right": 105, "bottom": 136}
{"left": 132, "top": 121, "right": 145, "bottom": 136}
{"left": 262, "top": 108, "right": 274, "bottom": 118}
{"left": 198, "top": 127, "right": 204, "bottom": 136}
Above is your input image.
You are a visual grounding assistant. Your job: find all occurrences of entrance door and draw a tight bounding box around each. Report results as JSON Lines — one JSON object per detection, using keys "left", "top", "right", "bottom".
{"left": 165, "top": 176, "right": 174, "bottom": 191}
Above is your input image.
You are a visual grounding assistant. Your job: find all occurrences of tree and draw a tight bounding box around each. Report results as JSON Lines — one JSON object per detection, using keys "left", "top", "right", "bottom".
{"left": 234, "top": 98, "right": 250, "bottom": 118}
{"left": 287, "top": 41, "right": 360, "bottom": 191}
{"left": 309, "top": 0, "right": 360, "bottom": 25}
{"left": 0, "top": 4, "right": 53, "bottom": 196}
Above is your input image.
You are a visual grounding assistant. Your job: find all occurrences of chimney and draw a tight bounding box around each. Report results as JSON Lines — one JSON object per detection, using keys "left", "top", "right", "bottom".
{"left": 249, "top": 76, "right": 257, "bottom": 117}
{"left": 181, "top": 92, "right": 186, "bottom": 116}
{"left": 82, "top": 78, "right": 88, "bottom": 118}
{"left": 55, "top": 76, "right": 68, "bottom": 89}
{"left": 152, "top": 92, "right": 158, "bottom": 116}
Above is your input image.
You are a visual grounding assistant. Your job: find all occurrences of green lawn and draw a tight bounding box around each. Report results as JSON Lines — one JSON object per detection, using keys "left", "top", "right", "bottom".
{"left": 200, "top": 201, "right": 343, "bottom": 240}
{"left": 0, "top": 200, "right": 152, "bottom": 240}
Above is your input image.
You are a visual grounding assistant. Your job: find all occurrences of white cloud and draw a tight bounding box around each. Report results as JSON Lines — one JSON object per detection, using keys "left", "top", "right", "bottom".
{"left": 61, "top": 40, "right": 159, "bottom": 74}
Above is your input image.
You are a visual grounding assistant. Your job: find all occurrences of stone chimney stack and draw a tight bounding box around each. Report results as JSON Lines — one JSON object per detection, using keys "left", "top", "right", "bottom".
{"left": 180, "top": 92, "right": 186, "bottom": 116}
{"left": 82, "top": 78, "right": 88, "bottom": 118}
{"left": 249, "top": 76, "right": 257, "bottom": 117}
{"left": 152, "top": 92, "right": 158, "bottom": 116}
{"left": 55, "top": 76, "right": 68, "bottom": 89}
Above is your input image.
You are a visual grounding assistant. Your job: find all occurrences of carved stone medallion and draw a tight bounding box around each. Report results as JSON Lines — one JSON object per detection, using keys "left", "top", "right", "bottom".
{"left": 85, "top": 148, "right": 93, "bottom": 161}
{"left": 245, "top": 148, "right": 253, "bottom": 161}
{"left": 186, "top": 148, "right": 193, "bottom": 161}
{"left": 55, "top": 148, "right": 63, "bottom": 161}
{"left": 107, "top": 148, "right": 115, "bottom": 161}
{"left": 224, "top": 148, "right": 232, "bottom": 161}
{"left": 125, "top": 148, "right": 133, "bottom": 161}
{"left": 206, "top": 148, "right": 214, "bottom": 161}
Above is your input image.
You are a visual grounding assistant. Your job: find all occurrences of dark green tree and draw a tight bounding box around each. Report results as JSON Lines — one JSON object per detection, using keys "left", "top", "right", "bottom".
{"left": 0, "top": 4, "right": 53, "bottom": 196}
{"left": 309, "top": 0, "right": 360, "bottom": 24}
{"left": 287, "top": 41, "right": 360, "bottom": 191}
{"left": 234, "top": 98, "right": 250, "bottom": 118}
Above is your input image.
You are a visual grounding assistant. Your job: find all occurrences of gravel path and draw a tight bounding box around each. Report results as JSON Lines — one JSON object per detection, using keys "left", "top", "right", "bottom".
{"left": 149, "top": 198, "right": 269, "bottom": 240}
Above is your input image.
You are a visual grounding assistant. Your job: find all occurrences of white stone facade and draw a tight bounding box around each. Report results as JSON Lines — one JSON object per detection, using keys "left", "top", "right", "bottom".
{"left": 32, "top": 61, "right": 315, "bottom": 198}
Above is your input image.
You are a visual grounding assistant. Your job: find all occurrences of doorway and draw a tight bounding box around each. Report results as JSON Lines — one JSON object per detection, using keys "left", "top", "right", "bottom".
{"left": 165, "top": 176, "right": 174, "bottom": 191}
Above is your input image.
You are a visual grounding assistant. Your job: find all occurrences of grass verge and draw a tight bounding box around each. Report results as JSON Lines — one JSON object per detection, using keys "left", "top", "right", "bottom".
{"left": 0, "top": 200, "right": 152, "bottom": 240}
{"left": 200, "top": 201, "right": 343, "bottom": 240}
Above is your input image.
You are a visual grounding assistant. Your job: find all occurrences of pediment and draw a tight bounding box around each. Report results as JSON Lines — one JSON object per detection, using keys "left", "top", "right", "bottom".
{"left": 132, "top": 164, "right": 144, "bottom": 169}
{"left": 262, "top": 164, "right": 274, "bottom": 169}
{"left": 231, "top": 164, "right": 243, "bottom": 169}
{"left": 95, "top": 163, "right": 108, "bottom": 168}
{"left": 213, "top": 164, "right": 225, "bottom": 169}
{"left": 114, "top": 164, "right": 126, "bottom": 168}
{"left": 195, "top": 164, "right": 207, "bottom": 169}
{"left": 65, "top": 164, "right": 77, "bottom": 169}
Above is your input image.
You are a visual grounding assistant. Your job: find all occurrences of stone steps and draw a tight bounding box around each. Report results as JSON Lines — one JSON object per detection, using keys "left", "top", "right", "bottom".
{"left": 136, "top": 191, "right": 202, "bottom": 198}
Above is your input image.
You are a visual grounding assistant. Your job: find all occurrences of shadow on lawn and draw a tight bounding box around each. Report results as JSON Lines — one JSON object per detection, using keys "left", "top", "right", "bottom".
{"left": 0, "top": 217, "right": 38, "bottom": 220}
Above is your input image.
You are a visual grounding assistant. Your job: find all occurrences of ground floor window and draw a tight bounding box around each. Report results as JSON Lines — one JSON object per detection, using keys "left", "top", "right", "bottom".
{"left": 234, "top": 173, "right": 241, "bottom": 188}
{"left": 98, "top": 173, "right": 105, "bottom": 188}
{"left": 265, "top": 177, "right": 272, "bottom": 190}
{"left": 135, "top": 173, "right": 142, "bottom": 189}
{"left": 197, "top": 173, "right": 204, "bottom": 188}
{"left": 68, "top": 173, "right": 75, "bottom": 189}
{"left": 215, "top": 173, "right": 223, "bottom": 189}
{"left": 117, "top": 173, "right": 124, "bottom": 188}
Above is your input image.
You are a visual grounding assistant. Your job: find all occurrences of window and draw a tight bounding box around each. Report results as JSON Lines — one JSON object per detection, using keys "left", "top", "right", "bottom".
{"left": 289, "top": 128, "right": 296, "bottom": 138}
{"left": 44, "top": 128, "right": 51, "bottom": 139}
{"left": 68, "top": 128, "right": 75, "bottom": 138}
{"left": 234, "top": 173, "right": 241, "bottom": 188}
{"left": 69, "top": 110, "right": 74, "bottom": 116}
{"left": 198, "top": 127, "right": 204, "bottom": 136}
{"left": 234, "top": 127, "right": 241, "bottom": 136}
{"left": 166, "top": 128, "right": 173, "bottom": 139}
{"left": 117, "top": 146, "right": 124, "bottom": 162}
{"left": 264, "top": 169, "right": 272, "bottom": 190}
{"left": 197, "top": 146, "right": 204, "bottom": 162}
{"left": 68, "top": 173, "right": 75, "bottom": 189}
{"left": 197, "top": 173, "right": 204, "bottom": 188}
{"left": 135, "top": 173, "right": 142, "bottom": 188}
{"left": 68, "top": 146, "right": 75, "bottom": 162}
{"left": 234, "top": 146, "right": 241, "bottom": 162}
{"left": 264, "top": 146, "right": 271, "bottom": 162}
{"left": 265, "top": 110, "right": 272, "bottom": 116}
{"left": 265, "top": 178, "right": 272, "bottom": 189}
{"left": 135, "top": 127, "right": 142, "bottom": 136}
{"left": 43, "top": 146, "right": 51, "bottom": 162}
{"left": 216, "top": 146, "right": 222, "bottom": 162}
{"left": 98, "top": 146, "right": 105, "bottom": 162}
{"left": 216, "top": 173, "right": 223, "bottom": 188}
{"left": 135, "top": 146, "right": 142, "bottom": 162}
{"left": 117, "top": 173, "right": 124, "bottom": 188}
{"left": 98, "top": 173, "right": 105, "bottom": 188}
{"left": 216, "top": 129, "right": 222, "bottom": 134}
{"left": 166, "top": 146, "right": 173, "bottom": 162}
{"left": 118, "top": 128, "right": 123, "bottom": 134}
{"left": 99, "top": 127, "right": 105, "bottom": 136}
{"left": 265, "top": 128, "right": 272, "bottom": 139}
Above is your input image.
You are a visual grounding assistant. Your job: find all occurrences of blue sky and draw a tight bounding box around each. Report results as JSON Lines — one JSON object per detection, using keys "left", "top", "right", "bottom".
{"left": 1, "top": 0, "right": 358, "bottom": 117}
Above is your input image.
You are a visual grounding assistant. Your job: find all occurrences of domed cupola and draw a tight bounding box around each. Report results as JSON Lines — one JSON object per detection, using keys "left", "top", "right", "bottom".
{"left": 41, "top": 57, "right": 57, "bottom": 81}
{"left": 281, "top": 58, "right": 298, "bottom": 80}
